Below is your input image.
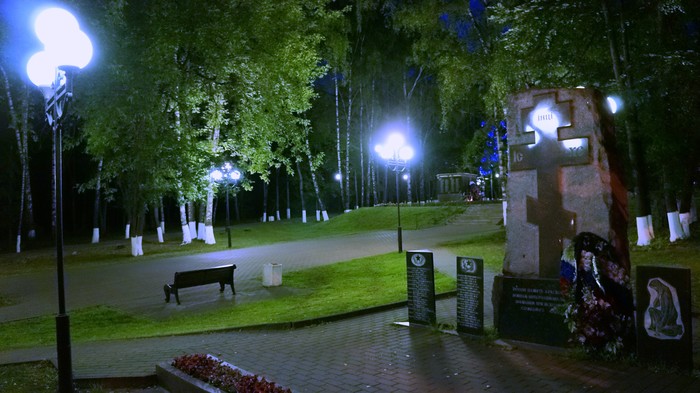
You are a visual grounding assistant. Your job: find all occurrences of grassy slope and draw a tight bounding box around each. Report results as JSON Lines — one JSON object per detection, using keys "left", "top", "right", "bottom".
{"left": 0, "top": 205, "right": 465, "bottom": 276}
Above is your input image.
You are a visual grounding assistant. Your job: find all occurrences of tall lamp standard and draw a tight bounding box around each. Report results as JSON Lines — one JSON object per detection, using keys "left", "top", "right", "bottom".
{"left": 211, "top": 163, "right": 241, "bottom": 248}
{"left": 375, "top": 132, "right": 414, "bottom": 252}
{"left": 26, "top": 7, "right": 93, "bottom": 393}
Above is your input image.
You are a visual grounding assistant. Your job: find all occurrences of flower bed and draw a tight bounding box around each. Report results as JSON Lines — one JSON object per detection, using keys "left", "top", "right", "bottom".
{"left": 166, "top": 354, "right": 291, "bottom": 393}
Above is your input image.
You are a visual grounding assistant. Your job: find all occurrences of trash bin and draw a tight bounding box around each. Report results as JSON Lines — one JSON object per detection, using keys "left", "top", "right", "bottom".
{"left": 263, "top": 263, "right": 282, "bottom": 287}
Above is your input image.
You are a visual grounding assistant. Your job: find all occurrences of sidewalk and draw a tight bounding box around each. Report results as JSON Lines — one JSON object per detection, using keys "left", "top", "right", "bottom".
{"left": 1, "top": 204, "right": 698, "bottom": 392}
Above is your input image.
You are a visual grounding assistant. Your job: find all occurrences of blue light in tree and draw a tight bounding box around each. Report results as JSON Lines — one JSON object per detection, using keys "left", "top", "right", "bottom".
{"left": 478, "top": 121, "right": 507, "bottom": 176}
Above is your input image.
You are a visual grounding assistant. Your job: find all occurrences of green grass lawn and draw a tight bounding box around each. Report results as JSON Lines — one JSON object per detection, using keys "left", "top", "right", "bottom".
{"left": 441, "top": 230, "right": 506, "bottom": 271}
{"left": 0, "top": 252, "right": 456, "bottom": 350}
{"left": 0, "top": 204, "right": 466, "bottom": 276}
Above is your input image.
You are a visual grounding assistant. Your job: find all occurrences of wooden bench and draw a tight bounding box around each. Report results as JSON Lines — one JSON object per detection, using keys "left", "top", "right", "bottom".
{"left": 164, "top": 264, "right": 236, "bottom": 305}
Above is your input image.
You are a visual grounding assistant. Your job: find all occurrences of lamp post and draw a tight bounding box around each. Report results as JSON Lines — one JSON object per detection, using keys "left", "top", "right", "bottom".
{"left": 211, "top": 163, "right": 241, "bottom": 248}
{"left": 26, "top": 7, "right": 93, "bottom": 393}
{"left": 375, "top": 132, "right": 414, "bottom": 253}
{"left": 334, "top": 173, "right": 343, "bottom": 211}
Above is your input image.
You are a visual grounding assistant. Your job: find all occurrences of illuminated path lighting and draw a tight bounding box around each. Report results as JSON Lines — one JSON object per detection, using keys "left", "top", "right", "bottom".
{"left": 26, "top": 7, "right": 93, "bottom": 393}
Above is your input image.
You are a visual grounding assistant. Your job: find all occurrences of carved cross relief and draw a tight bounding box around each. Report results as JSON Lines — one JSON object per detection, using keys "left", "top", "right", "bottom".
{"left": 509, "top": 92, "right": 591, "bottom": 277}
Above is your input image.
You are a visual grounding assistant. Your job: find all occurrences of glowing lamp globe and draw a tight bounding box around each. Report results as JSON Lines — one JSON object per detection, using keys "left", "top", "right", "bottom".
{"left": 26, "top": 8, "right": 93, "bottom": 88}
{"left": 210, "top": 169, "right": 223, "bottom": 182}
{"left": 398, "top": 145, "right": 414, "bottom": 161}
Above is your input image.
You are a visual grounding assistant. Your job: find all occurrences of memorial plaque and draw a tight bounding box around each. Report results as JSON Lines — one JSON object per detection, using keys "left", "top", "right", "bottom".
{"left": 494, "top": 276, "right": 568, "bottom": 346}
{"left": 457, "top": 256, "right": 483, "bottom": 335}
{"left": 636, "top": 266, "right": 692, "bottom": 370}
{"left": 406, "top": 250, "right": 436, "bottom": 326}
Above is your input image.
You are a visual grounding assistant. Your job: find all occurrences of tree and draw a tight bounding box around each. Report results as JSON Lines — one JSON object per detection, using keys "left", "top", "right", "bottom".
{"left": 76, "top": 0, "right": 341, "bottom": 254}
{"left": 1, "top": 65, "right": 37, "bottom": 253}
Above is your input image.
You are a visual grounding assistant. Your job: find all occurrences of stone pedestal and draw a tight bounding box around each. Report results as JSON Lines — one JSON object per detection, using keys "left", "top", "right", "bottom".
{"left": 494, "top": 88, "right": 628, "bottom": 346}
{"left": 493, "top": 275, "right": 568, "bottom": 346}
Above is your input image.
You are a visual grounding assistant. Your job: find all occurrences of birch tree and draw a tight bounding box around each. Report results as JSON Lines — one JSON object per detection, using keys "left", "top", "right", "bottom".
{"left": 1, "top": 66, "right": 38, "bottom": 252}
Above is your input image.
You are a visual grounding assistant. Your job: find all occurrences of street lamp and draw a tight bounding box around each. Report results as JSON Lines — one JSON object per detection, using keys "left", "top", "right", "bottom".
{"left": 375, "top": 132, "right": 414, "bottom": 252}
{"left": 211, "top": 163, "right": 241, "bottom": 248}
{"left": 26, "top": 7, "right": 93, "bottom": 393}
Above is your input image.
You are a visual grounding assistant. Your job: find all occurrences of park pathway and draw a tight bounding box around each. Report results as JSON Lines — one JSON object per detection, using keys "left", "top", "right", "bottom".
{"left": 2, "top": 203, "right": 698, "bottom": 392}
{"left": 0, "top": 204, "right": 502, "bottom": 322}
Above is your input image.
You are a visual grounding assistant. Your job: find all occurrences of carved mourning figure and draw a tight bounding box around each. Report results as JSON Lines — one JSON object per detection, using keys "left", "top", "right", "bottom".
{"left": 560, "top": 232, "right": 635, "bottom": 353}
{"left": 646, "top": 278, "right": 684, "bottom": 339}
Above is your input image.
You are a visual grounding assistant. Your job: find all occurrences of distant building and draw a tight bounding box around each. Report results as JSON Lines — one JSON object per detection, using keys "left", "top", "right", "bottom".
{"left": 436, "top": 173, "right": 479, "bottom": 202}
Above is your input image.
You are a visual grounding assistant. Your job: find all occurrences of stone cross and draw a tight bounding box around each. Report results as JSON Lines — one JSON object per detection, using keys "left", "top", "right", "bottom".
{"left": 503, "top": 89, "right": 629, "bottom": 278}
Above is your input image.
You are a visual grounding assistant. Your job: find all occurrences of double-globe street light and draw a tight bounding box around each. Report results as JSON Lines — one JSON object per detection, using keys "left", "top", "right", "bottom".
{"left": 375, "top": 132, "right": 414, "bottom": 253}
{"left": 211, "top": 163, "right": 242, "bottom": 248}
{"left": 26, "top": 7, "right": 93, "bottom": 393}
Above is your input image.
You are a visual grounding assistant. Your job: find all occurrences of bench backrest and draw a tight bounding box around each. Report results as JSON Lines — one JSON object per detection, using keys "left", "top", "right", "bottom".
{"left": 173, "top": 264, "right": 235, "bottom": 289}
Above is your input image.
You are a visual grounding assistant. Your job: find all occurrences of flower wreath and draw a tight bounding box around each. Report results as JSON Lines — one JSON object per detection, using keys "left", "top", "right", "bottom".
{"left": 560, "top": 232, "right": 635, "bottom": 356}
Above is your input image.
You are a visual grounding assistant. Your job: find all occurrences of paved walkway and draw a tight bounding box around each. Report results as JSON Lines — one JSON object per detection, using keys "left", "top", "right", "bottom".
{"left": 1, "top": 204, "right": 698, "bottom": 392}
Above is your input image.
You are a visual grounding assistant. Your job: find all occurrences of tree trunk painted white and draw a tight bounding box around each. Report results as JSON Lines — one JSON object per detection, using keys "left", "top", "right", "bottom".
{"left": 636, "top": 216, "right": 653, "bottom": 246}
{"left": 269, "top": 216, "right": 275, "bottom": 222}
{"left": 680, "top": 212, "right": 691, "bottom": 238}
{"left": 156, "top": 226, "right": 164, "bottom": 243}
{"left": 125, "top": 223, "right": 130, "bottom": 239}
{"left": 287, "top": 208, "right": 291, "bottom": 220}
{"left": 198, "top": 201, "right": 206, "bottom": 240}
{"left": 667, "top": 211, "right": 685, "bottom": 242}
{"left": 92, "top": 228, "right": 100, "bottom": 244}
{"left": 179, "top": 204, "right": 191, "bottom": 244}
{"left": 262, "top": 212, "right": 268, "bottom": 222}
{"left": 322, "top": 210, "right": 329, "bottom": 221}
{"left": 198, "top": 222, "right": 206, "bottom": 240}
{"left": 204, "top": 225, "right": 215, "bottom": 245}
{"left": 189, "top": 221, "right": 197, "bottom": 239}
{"left": 130, "top": 236, "right": 143, "bottom": 257}
{"left": 204, "top": 184, "right": 216, "bottom": 245}
{"left": 301, "top": 210, "right": 307, "bottom": 223}
{"left": 181, "top": 225, "right": 191, "bottom": 244}
{"left": 316, "top": 210, "right": 320, "bottom": 221}
{"left": 16, "top": 235, "right": 20, "bottom": 253}
{"left": 502, "top": 201, "right": 508, "bottom": 227}
{"left": 159, "top": 197, "right": 165, "bottom": 233}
